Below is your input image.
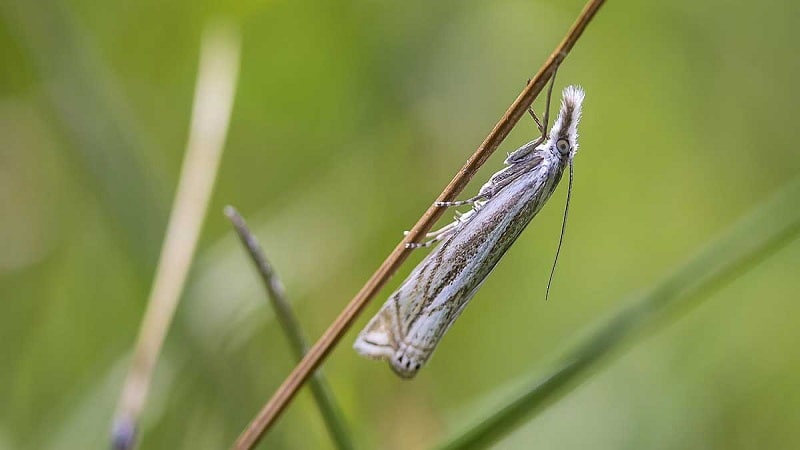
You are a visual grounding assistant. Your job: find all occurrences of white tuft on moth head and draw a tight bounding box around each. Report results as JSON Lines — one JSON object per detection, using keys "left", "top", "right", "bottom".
{"left": 548, "top": 85, "right": 584, "bottom": 156}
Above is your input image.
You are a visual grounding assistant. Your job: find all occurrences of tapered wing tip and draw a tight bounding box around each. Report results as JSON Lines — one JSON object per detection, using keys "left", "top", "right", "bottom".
{"left": 354, "top": 334, "right": 423, "bottom": 379}
{"left": 390, "top": 362, "right": 420, "bottom": 379}
{"left": 353, "top": 332, "right": 396, "bottom": 360}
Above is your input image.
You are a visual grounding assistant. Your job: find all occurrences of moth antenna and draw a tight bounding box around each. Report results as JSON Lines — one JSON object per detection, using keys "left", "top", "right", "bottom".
{"left": 545, "top": 159, "right": 573, "bottom": 301}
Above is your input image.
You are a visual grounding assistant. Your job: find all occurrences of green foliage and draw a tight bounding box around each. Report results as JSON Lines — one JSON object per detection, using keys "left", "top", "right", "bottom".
{"left": 1, "top": 0, "right": 799, "bottom": 449}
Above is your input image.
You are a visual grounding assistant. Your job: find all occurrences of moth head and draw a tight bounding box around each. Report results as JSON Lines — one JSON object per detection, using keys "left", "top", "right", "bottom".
{"left": 548, "top": 85, "right": 585, "bottom": 158}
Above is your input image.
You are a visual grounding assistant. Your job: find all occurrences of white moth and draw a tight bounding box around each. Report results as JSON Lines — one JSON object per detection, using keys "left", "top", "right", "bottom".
{"left": 354, "top": 85, "right": 585, "bottom": 378}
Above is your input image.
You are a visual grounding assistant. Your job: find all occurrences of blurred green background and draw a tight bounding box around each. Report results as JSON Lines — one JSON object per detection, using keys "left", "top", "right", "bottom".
{"left": 2, "top": 0, "right": 799, "bottom": 449}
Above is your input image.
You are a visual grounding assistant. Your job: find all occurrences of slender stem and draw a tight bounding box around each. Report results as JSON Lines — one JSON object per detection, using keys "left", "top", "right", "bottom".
{"left": 437, "top": 177, "right": 800, "bottom": 450}
{"left": 231, "top": 1, "right": 607, "bottom": 448}
{"left": 111, "top": 24, "right": 240, "bottom": 450}
{"left": 224, "top": 206, "right": 355, "bottom": 450}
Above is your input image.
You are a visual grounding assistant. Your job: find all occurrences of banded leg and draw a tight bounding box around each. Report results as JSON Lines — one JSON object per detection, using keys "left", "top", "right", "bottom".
{"left": 525, "top": 97, "right": 545, "bottom": 135}
{"left": 435, "top": 192, "right": 490, "bottom": 208}
{"left": 405, "top": 227, "right": 457, "bottom": 249}
{"left": 404, "top": 216, "right": 462, "bottom": 249}
{"left": 525, "top": 108, "right": 546, "bottom": 149}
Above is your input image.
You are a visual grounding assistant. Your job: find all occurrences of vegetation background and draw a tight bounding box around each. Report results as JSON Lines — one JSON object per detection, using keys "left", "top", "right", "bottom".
{"left": 1, "top": 0, "right": 799, "bottom": 448}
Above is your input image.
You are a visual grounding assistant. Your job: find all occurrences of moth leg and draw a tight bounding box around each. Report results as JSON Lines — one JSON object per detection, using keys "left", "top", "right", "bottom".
{"left": 528, "top": 107, "right": 544, "bottom": 132}
{"left": 540, "top": 64, "right": 559, "bottom": 139}
{"left": 403, "top": 220, "right": 458, "bottom": 239}
{"left": 435, "top": 192, "right": 489, "bottom": 208}
{"left": 404, "top": 221, "right": 459, "bottom": 249}
{"left": 526, "top": 66, "right": 558, "bottom": 141}
{"left": 405, "top": 239, "right": 437, "bottom": 249}
{"left": 405, "top": 234, "right": 447, "bottom": 249}
{"left": 527, "top": 113, "right": 546, "bottom": 148}
{"left": 525, "top": 79, "right": 546, "bottom": 135}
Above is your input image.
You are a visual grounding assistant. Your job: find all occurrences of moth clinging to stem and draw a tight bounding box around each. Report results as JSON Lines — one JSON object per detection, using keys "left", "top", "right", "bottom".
{"left": 354, "top": 78, "right": 585, "bottom": 378}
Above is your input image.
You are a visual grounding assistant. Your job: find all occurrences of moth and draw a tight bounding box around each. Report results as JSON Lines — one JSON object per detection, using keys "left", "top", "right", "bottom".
{"left": 354, "top": 84, "right": 585, "bottom": 378}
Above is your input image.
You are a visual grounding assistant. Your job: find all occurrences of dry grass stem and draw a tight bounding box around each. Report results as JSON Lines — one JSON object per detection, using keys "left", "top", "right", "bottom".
{"left": 112, "top": 23, "right": 240, "bottom": 450}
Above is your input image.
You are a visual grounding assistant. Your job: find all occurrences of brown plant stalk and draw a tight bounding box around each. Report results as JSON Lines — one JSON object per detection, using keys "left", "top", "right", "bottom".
{"left": 233, "top": 1, "right": 606, "bottom": 448}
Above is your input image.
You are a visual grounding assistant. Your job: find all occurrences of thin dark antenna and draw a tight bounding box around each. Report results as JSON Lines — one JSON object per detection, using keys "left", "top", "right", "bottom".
{"left": 546, "top": 159, "right": 573, "bottom": 301}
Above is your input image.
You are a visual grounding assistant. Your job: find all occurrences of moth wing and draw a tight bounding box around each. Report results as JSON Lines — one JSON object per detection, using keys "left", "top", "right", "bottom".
{"left": 353, "top": 271, "right": 428, "bottom": 363}
{"left": 352, "top": 297, "right": 401, "bottom": 360}
{"left": 504, "top": 139, "right": 540, "bottom": 164}
{"left": 393, "top": 275, "right": 490, "bottom": 375}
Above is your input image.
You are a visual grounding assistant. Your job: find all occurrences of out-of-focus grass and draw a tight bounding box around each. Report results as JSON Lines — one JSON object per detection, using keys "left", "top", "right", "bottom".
{"left": 1, "top": 0, "right": 166, "bottom": 274}
{"left": 1, "top": 0, "right": 799, "bottom": 449}
{"left": 225, "top": 206, "right": 354, "bottom": 449}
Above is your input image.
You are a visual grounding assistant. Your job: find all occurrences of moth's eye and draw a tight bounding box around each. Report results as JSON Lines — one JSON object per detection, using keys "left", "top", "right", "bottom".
{"left": 556, "top": 138, "right": 570, "bottom": 155}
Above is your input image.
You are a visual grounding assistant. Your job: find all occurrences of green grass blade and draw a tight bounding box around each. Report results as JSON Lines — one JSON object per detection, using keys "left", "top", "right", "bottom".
{"left": 226, "top": 207, "right": 355, "bottom": 450}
